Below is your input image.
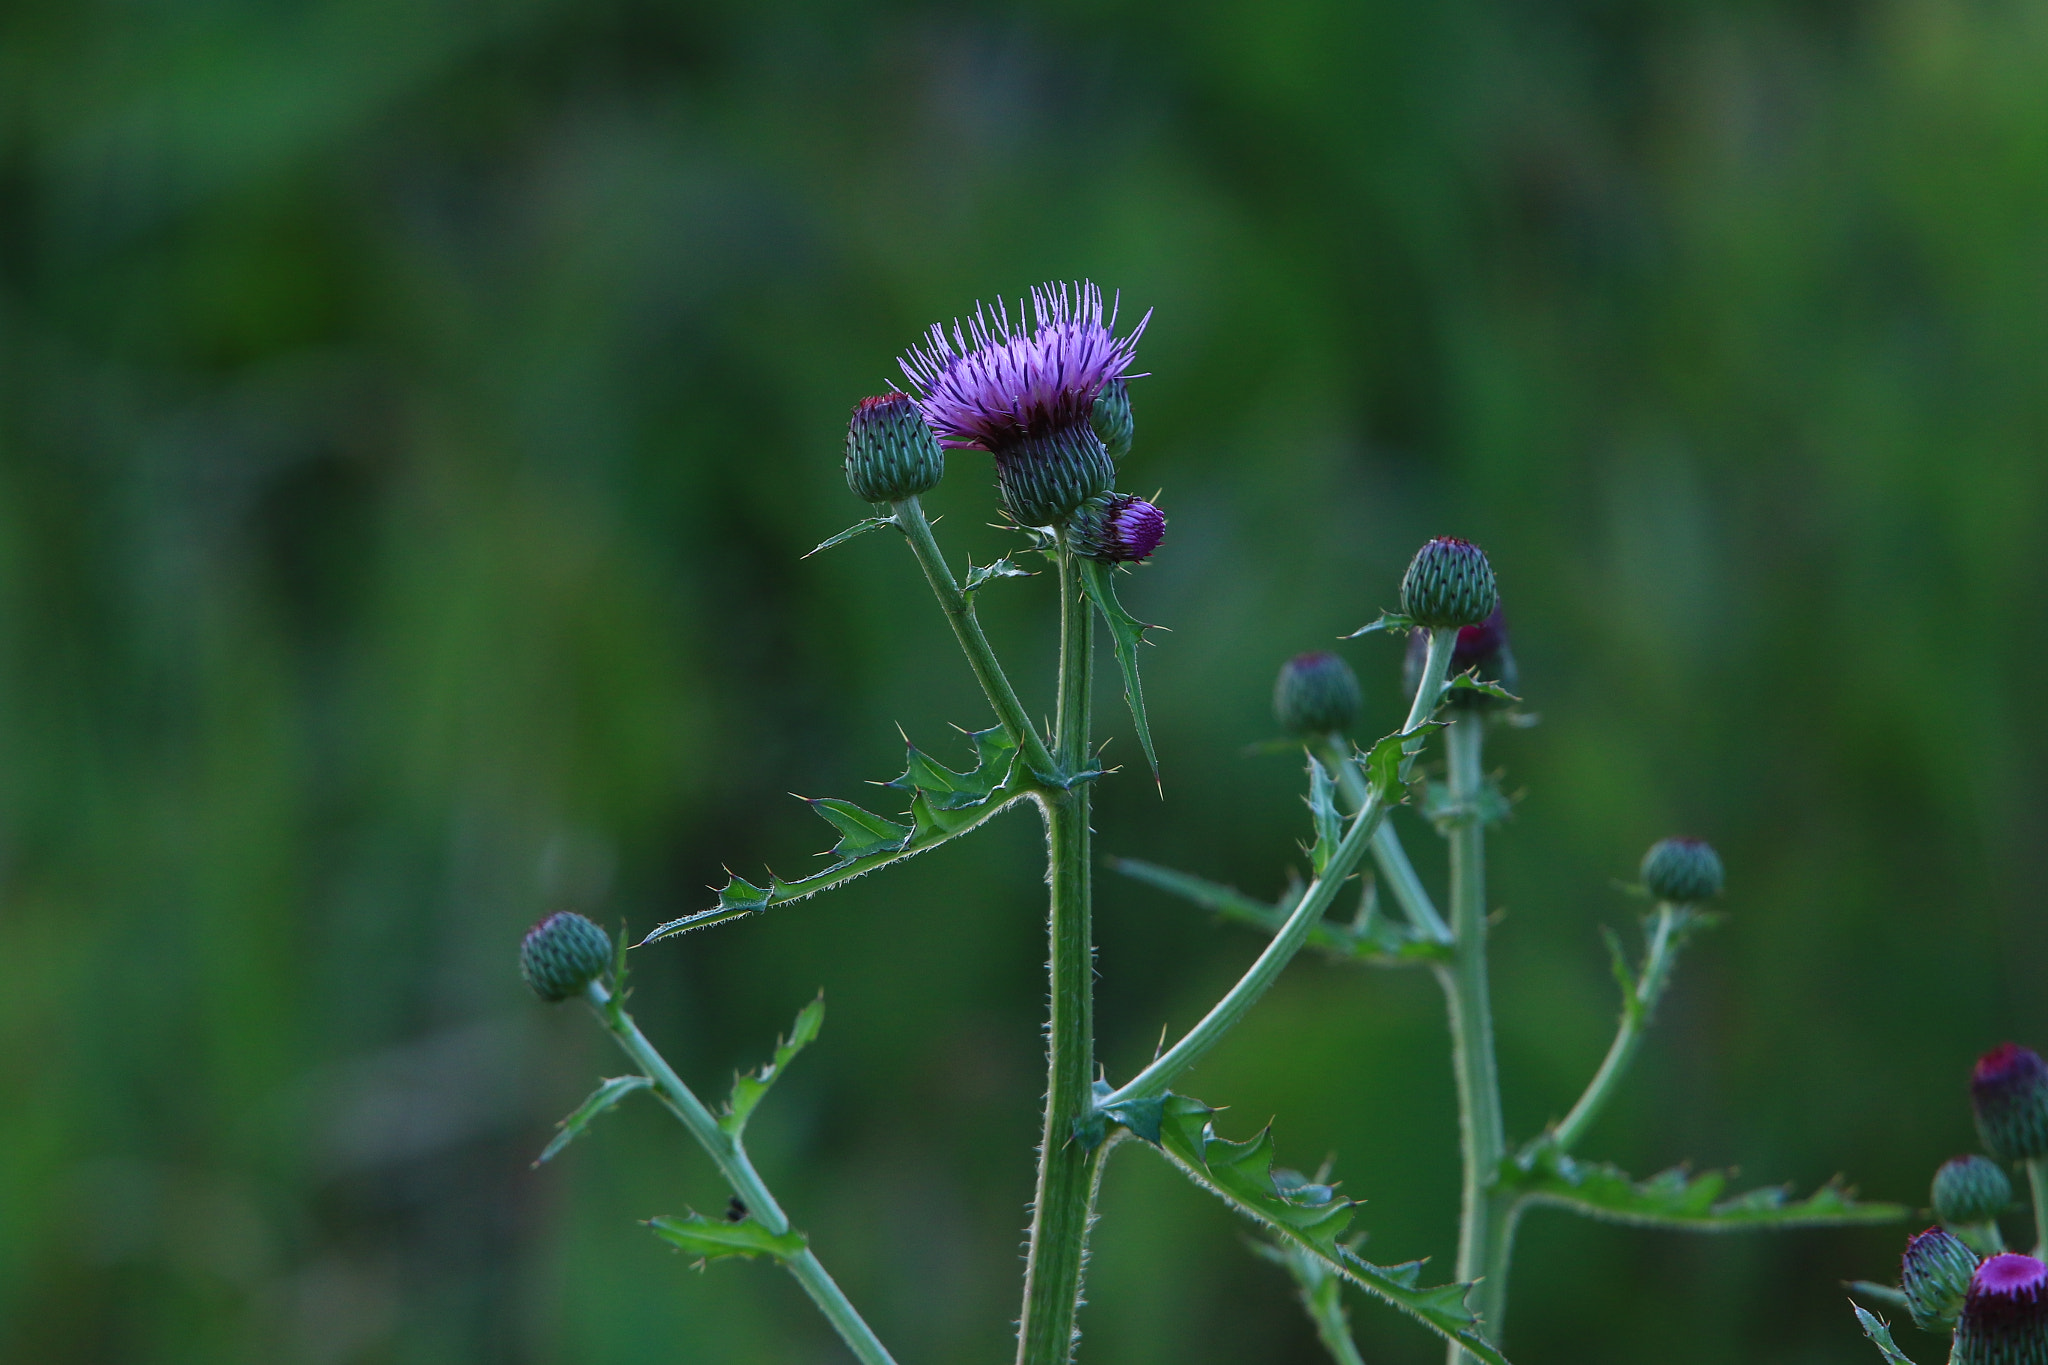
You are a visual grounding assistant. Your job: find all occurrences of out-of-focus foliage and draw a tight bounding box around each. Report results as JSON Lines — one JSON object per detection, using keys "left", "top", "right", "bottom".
{"left": 2, "top": 0, "right": 2046, "bottom": 1361}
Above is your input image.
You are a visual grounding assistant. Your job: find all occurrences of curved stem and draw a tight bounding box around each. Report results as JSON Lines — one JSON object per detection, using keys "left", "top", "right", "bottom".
{"left": 1102, "top": 630, "right": 1458, "bottom": 1109}
{"left": 2029, "top": 1158, "right": 2048, "bottom": 1258}
{"left": 1552, "top": 904, "right": 1685, "bottom": 1152}
{"left": 891, "top": 495, "right": 1059, "bottom": 783}
{"left": 1016, "top": 544, "right": 1100, "bottom": 1365}
{"left": 1317, "top": 734, "right": 1451, "bottom": 944}
{"left": 583, "top": 982, "right": 897, "bottom": 1365}
{"left": 1438, "top": 713, "right": 1507, "bottom": 1364}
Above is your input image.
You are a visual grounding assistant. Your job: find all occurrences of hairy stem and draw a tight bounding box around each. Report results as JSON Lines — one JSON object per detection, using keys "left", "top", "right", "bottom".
{"left": 1102, "top": 630, "right": 1458, "bottom": 1108}
{"left": 1438, "top": 712, "right": 1507, "bottom": 1363}
{"left": 1552, "top": 903, "right": 1686, "bottom": 1152}
{"left": 892, "top": 495, "right": 1060, "bottom": 783}
{"left": 582, "top": 982, "right": 897, "bottom": 1365}
{"left": 2030, "top": 1158, "right": 2048, "bottom": 1258}
{"left": 1016, "top": 544, "right": 1101, "bottom": 1365}
{"left": 1297, "top": 1262, "right": 1370, "bottom": 1365}
{"left": 1317, "top": 734, "right": 1451, "bottom": 943}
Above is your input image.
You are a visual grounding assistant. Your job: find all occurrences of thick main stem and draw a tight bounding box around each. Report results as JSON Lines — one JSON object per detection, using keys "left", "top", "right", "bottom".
{"left": 1016, "top": 545, "right": 1100, "bottom": 1365}
{"left": 2029, "top": 1159, "right": 2048, "bottom": 1258}
{"left": 583, "top": 982, "right": 897, "bottom": 1365}
{"left": 1438, "top": 713, "right": 1508, "bottom": 1364}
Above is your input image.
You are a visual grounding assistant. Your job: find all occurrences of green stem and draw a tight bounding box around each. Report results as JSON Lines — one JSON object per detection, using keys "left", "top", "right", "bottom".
{"left": 1438, "top": 712, "right": 1507, "bottom": 1364}
{"left": 582, "top": 982, "right": 897, "bottom": 1365}
{"left": 1102, "top": 630, "right": 1458, "bottom": 1108}
{"left": 1317, "top": 734, "right": 1451, "bottom": 944}
{"left": 1016, "top": 544, "right": 1101, "bottom": 1365}
{"left": 1297, "top": 1261, "right": 1370, "bottom": 1365}
{"left": 892, "top": 495, "right": 1060, "bottom": 783}
{"left": 2029, "top": 1159, "right": 2048, "bottom": 1258}
{"left": 1552, "top": 904, "right": 1685, "bottom": 1152}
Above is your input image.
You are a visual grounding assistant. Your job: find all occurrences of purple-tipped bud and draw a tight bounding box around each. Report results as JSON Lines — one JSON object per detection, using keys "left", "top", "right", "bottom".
{"left": 1092, "top": 377, "right": 1134, "bottom": 461}
{"left": 1902, "top": 1226, "right": 1981, "bottom": 1331}
{"left": 1640, "top": 837, "right": 1724, "bottom": 904}
{"left": 1937, "top": 1156, "right": 2016, "bottom": 1228}
{"left": 520, "top": 911, "right": 612, "bottom": 1002}
{"left": 1953, "top": 1253, "right": 2048, "bottom": 1365}
{"left": 898, "top": 282, "right": 1145, "bottom": 527}
{"left": 1274, "top": 652, "right": 1363, "bottom": 737}
{"left": 1399, "top": 537, "right": 1498, "bottom": 630}
{"left": 1066, "top": 492, "right": 1166, "bottom": 564}
{"left": 844, "top": 393, "right": 945, "bottom": 503}
{"left": 1973, "top": 1045, "right": 2048, "bottom": 1162}
{"left": 1404, "top": 604, "right": 1518, "bottom": 709}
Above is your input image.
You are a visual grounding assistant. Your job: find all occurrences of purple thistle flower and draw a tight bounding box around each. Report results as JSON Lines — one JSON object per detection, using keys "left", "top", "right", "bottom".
{"left": 898, "top": 281, "right": 1148, "bottom": 526}
{"left": 1068, "top": 492, "right": 1166, "bottom": 564}
{"left": 1953, "top": 1253, "right": 2048, "bottom": 1365}
{"left": 1973, "top": 1044, "right": 2048, "bottom": 1162}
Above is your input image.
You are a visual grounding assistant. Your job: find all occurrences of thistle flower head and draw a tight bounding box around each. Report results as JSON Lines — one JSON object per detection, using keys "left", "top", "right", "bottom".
{"left": 1953, "top": 1253, "right": 2048, "bottom": 1365}
{"left": 1640, "top": 837, "right": 1724, "bottom": 904}
{"left": 520, "top": 911, "right": 612, "bottom": 1002}
{"left": 1901, "top": 1225, "right": 1981, "bottom": 1331}
{"left": 845, "top": 393, "right": 944, "bottom": 503}
{"left": 1405, "top": 604, "right": 1517, "bottom": 709}
{"left": 898, "top": 282, "right": 1147, "bottom": 525}
{"left": 1973, "top": 1044, "right": 2048, "bottom": 1163}
{"left": 1275, "top": 651, "right": 1363, "bottom": 737}
{"left": 1936, "top": 1155, "right": 2016, "bottom": 1228}
{"left": 1067, "top": 492, "right": 1166, "bottom": 564}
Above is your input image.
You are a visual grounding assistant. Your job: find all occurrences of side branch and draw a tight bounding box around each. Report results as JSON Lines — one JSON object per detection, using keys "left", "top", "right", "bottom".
{"left": 1550, "top": 903, "right": 1700, "bottom": 1152}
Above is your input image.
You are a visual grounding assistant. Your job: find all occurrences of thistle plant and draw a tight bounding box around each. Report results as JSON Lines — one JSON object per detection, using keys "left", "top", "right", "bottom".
{"left": 518, "top": 280, "right": 1904, "bottom": 1365}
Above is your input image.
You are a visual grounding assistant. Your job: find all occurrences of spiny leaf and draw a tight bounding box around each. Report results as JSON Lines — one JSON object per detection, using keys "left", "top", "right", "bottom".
{"left": 1109, "top": 857, "right": 1447, "bottom": 968}
{"left": 962, "top": 555, "right": 1031, "bottom": 594}
{"left": 1142, "top": 1095, "right": 1507, "bottom": 1364}
{"left": 721, "top": 995, "right": 825, "bottom": 1138}
{"left": 805, "top": 798, "right": 913, "bottom": 861}
{"left": 649, "top": 1211, "right": 808, "bottom": 1264}
{"left": 535, "top": 1075, "right": 653, "bottom": 1166}
{"left": 1447, "top": 672, "right": 1520, "bottom": 703}
{"left": 1359, "top": 722, "right": 1442, "bottom": 804}
{"left": 1344, "top": 610, "right": 1415, "bottom": 638}
{"left": 1078, "top": 558, "right": 1160, "bottom": 782}
{"left": 1852, "top": 1306, "right": 1925, "bottom": 1365}
{"left": 1420, "top": 774, "right": 1515, "bottom": 832}
{"left": 1504, "top": 1147, "right": 1910, "bottom": 1231}
{"left": 1306, "top": 756, "right": 1342, "bottom": 876}
{"left": 641, "top": 728, "right": 1025, "bottom": 944}
{"left": 804, "top": 515, "right": 895, "bottom": 558}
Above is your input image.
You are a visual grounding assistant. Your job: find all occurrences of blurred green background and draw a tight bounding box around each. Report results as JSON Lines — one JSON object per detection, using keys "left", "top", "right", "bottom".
{"left": 4, "top": 0, "right": 2046, "bottom": 1361}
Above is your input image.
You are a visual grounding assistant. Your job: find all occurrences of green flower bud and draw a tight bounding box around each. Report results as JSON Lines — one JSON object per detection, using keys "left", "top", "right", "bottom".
{"left": 1953, "top": 1254, "right": 2048, "bottom": 1365}
{"left": 1937, "top": 1156, "right": 2016, "bottom": 1228}
{"left": 1091, "top": 377, "right": 1134, "bottom": 461}
{"left": 520, "top": 911, "right": 612, "bottom": 1002}
{"left": 1974, "top": 1045, "right": 2048, "bottom": 1163}
{"left": 845, "top": 393, "right": 944, "bottom": 503}
{"left": 1399, "top": 537, "right": 1498, "bottom": 630}
{"left": 995, "top": 425, "right": 1116, "bottom": 528}
{"left": 1274, "top": 652, "right": 1363, "bottom": 737}
{"left": 1903, "top": 1226, "right": 1983, "bottom": 1332}
{"left": 1066, "top": 492, "right": 1166, "bottom": 564}
{"left": 1640, "top": 837, "right": 1724, "bottom": 904}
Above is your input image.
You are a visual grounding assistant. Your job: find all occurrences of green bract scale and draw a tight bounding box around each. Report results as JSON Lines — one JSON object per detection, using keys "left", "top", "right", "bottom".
{"left": 1974, "top": 1045, "right": 2048, "bottom": 1163}
{"left": 1937, "top": 1155, "right": 2016, "bottom": 1227}
{"left": 1399, "top": 537, "right": 1498, "bottom": 629}
{"left": 1953, "top": 1254, "right": 2048, "bottom": 1365}
{"left": 845, "top": 393, "right": 944, "bottom": 503}
{"left": 1640, "top": 837, "right": 1724, "bottom": 904}
{"left": 1902, "top": 1226, "right": 1981, "bottom": 1332}
{"left": 521, "top": 911, "right": 613, "bottom": 1002}
{"left": 1091, "top": 377, "right": 1134, "bottom": 461}
{"left": 1274, "top": 652, "right": 1363, "bottom": 737}
{"left": 995, "top": 427, "right": 1116, "bottom": 528}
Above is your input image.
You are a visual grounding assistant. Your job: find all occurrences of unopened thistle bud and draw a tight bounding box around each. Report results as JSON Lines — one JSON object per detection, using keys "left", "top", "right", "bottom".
{"left": 1952, "top": 1253, "right": 2048, "bottom": 1365}
{"left": 1973, "top": 1045, "right": 2048, "bottom": 1163}
{"left": 1399, "top": 537, "right": 1498, "bottom": 630}
{"left": 1937, "top": 1156, "right": 2016, "bottom": 1228}
{"left": 845, "top": 393, "right": 944, "bottom": 503}
{"left": 1066, "top": 492, "right": 1165, "bottom": 564}
{"left": 1091, "top": 377, "right": 1134, "bottom": 461}
{"left": 1640, "top": 837, "right": 1724, "bottom": 904}
{"left": 1901, "top": 1226, "right": 1981, "bottom": 1332}
{"left": 1274, "top": 652, "right": 1363, "bottom": 737}
{"left": 1404, "top": 604, "right": 1518, "bottom": 709}
{"left": 520, "top": 911, "right": 612, "bottom": 1002}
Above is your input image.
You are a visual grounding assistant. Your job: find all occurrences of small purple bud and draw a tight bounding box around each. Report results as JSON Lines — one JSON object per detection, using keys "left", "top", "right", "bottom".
{"left": 844, "top": 393, "right": 945, "bottom": 503}
{"left": 1901, "top": 1225, "right": 1980, "bottom": 1331}
{"left": 1952, "top": 1253, "right": 2048, "bottom": 1365}
{"left": 1399, "top": 537, "right": 1498, "bottom": 629}
{"left": 1936, "top": 1155, "right": 2015, "bottom": 1228}
{"left": 1067, "top": 492, "right": 1166, "bottom": 564}
{"left": 520, "top": 911, "right": 613, "bottom": 1002}
{"left": 1640, "top": 837, "right": 1724, "bottom": 904}
{"left": 1274, "top": 652, "right": 1363, "bottom": 737}
{"left": 1973, "top": 1045, "right": 2048, "bottom": 1163}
